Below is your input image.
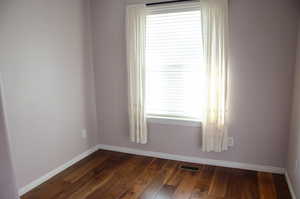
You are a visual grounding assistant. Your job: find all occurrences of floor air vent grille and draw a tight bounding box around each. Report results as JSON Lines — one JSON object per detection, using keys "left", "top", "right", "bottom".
{"left": 180, "top": 165, "right": 200, "bottom": 172}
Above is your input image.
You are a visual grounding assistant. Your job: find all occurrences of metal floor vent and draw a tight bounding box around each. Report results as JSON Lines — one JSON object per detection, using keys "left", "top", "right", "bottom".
{"left": 180, "top": 165, "right": 200, "bottom": 172}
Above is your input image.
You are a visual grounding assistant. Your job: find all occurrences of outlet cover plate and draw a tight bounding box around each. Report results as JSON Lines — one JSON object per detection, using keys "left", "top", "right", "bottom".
{"left": 81, "top": 129, "right": 87, "bottom": 139}
{"left": 228, "top": 137, "right": 234, "bottom": 147}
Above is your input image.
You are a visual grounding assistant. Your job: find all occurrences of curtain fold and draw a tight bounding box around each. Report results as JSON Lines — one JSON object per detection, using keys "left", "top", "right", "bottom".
{"left": 200, "top": 0, "right": 229, "bottom": 152}
{"left": 126, "top": 4, "right": 148, "bottom": 144}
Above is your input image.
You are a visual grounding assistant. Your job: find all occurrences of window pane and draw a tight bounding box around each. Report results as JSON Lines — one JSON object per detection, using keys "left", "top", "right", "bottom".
{"left": 145, "top": 10, "right": 204, "bottom": 120}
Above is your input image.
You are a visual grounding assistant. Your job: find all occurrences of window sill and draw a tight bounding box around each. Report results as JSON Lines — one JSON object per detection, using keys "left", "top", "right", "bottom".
{"left": 147, "top": 116, "right": 202, "bottom": 127}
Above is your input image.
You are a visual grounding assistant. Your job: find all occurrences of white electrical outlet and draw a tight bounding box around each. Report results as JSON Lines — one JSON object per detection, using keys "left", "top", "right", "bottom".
{"left": 295, "top": 160, "right": 299, "bottom": 172}
{"left": 228, "top": 137, "right": 234, "bottom": 147}
{"left": 81, "top": 129, "right": 87, "bottom": 139}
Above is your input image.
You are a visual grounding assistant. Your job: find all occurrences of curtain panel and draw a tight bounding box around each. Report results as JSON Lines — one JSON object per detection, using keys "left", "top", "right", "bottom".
{"left": 201, "top": 0, "right": 229, "bottom": 152}
{"left": 126, "top": 4, "right": 148, "bottom": 144}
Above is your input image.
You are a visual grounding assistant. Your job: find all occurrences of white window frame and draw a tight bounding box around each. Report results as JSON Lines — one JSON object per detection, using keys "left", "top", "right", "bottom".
{"left": 145, "top": 2, "right": 203, "bottom": 126}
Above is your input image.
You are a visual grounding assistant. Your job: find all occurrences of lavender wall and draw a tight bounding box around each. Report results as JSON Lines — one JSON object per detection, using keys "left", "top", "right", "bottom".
{"left": 91, "top": 0, "right": 299, "bottom": 168}
{"left": 287, "top": 18, "right": 300, "bottom": 198}
{"left": 0, "top": 90, "right": 19, "bottom": 199}
{"left": 0, "top": 0, "right": 98, "bottom": 189}
{"left": 0, "top": 0, "right": 298, "bottom": 194}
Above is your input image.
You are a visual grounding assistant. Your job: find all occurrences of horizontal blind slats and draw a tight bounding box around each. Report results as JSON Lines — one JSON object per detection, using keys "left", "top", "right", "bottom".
{"left": 145, "top": 10, "right": 204, "bottom": 120}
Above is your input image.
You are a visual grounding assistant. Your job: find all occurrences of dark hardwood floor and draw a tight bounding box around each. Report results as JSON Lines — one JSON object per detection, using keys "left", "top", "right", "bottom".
{"left": 21, "top": 150, "right": 291, "bottom": 199}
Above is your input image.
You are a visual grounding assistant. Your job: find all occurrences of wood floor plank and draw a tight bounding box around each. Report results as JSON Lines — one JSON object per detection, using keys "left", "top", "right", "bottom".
{"left": 56, "top": 152, "right": 131, "bottom": 199}
{"left": 208, "top": 167, "right": 231, "bottom": 197}
{"left": 165, "top": 163, "right": 187, "bottom": 187}
{"left": 99, "top": 156, "right": 153, "bottom": 199}
{"left": 172, "top": 170, "right": 201, "bottom": 199}
{"left": 69, "top": 154, "right": 130, "bottom": 199}
{"left": 21, "top": 179, "right": 69, "bottom": 199}
{"left": 21, "top": 150, "right": 292, "bottom": 199}
{"left": 63, "top": 153, "right": 108, "bottom": 183}
{"left": 56, "top": 152, "right": 130, "bottom": 199}
{"left": 153, "top": 161, "right": 183, "bottom": 199}
{"left": 225, "top": 169, "right": 259, "bottom": 199}
{"left": 258, "top": 172, "right": 277, "bottom": 199}
{"left": 139, "top": 160, "right": 178, "bottom": 199}
{"left": 190, "top": 165, "right": 215, "bottom": 199}
{"left": 119, "top": 158, "right": 167, "bottom": 199}
{"left": 21, "top": 151, "right": 110, "bottom": 199}
{"left": 273, "top": 174, "right": 292, "bottom": 199}
{"left": 154, "top": 184, "right": 176, "bottom": 199}
{"left": 86, "top": 155, "right": 152, "bottom": 199}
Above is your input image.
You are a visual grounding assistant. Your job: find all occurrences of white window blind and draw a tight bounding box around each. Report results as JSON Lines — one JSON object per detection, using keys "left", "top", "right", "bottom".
{"left": 145, "top": 7, "right": 204, "bottom": 121}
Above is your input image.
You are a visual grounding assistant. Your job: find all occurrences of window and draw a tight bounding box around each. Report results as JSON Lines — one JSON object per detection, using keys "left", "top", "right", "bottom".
{"left": 126, "top": 1, "right": 229, "bottom": 149}
{"left": 145, "top": 6, "right": 204, "bottom": 121}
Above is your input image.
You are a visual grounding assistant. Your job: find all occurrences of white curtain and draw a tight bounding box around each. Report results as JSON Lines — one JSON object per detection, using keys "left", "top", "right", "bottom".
{"left": 126, "top": 4, "right": 148, "bottom": 144}
{"left": 201, "top": 0, "right": 229, "bottom": 152}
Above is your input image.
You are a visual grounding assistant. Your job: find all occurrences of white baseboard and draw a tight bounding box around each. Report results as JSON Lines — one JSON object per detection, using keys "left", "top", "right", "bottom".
{"left": 97, "top": 144, "right": 285, "bottom": 174}
{"left": 18, "top": 143, "right": 286, "bottom": 197}
{"left": 18, "top": 145, "right": 99, "bottom": 196}
{"left": 285, "top": 171, "right": 297, "bottom": 199}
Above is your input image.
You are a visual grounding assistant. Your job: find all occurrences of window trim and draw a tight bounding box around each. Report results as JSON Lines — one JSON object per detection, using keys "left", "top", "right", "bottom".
{"left": 146, "top": 2, "right": 201, "bottom": 15}
{"left": 147, "top": 115, "right": 201, "bottom": 127}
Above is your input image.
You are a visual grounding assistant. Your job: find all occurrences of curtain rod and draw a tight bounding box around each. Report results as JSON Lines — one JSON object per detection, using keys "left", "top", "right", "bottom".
{"left": 146, "top": 0, "right": 198, "bottom": 6}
